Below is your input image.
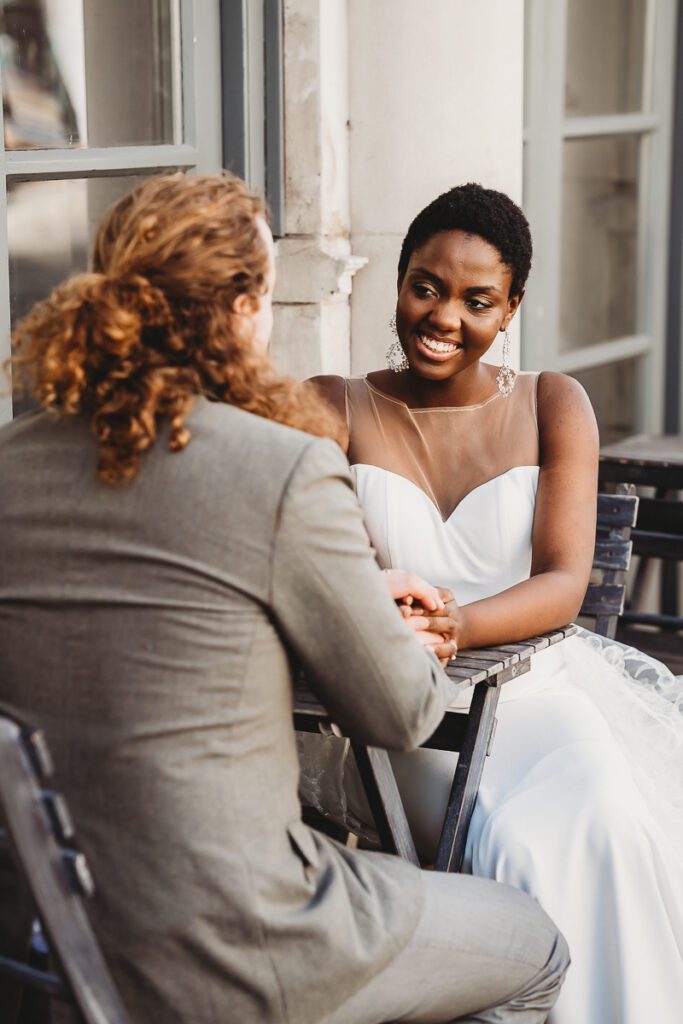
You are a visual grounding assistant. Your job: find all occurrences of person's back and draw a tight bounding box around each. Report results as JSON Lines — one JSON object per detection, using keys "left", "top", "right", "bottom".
{"left": 0, "top": 399, "right": 450, "bottom": 1021}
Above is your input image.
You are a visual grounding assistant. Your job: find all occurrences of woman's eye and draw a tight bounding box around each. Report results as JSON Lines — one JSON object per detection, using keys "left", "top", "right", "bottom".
{"left": 468, "top": 298, "right": 492, "bottom": 311}
{"left": 413, "top": 283, "right": 437, "bottom": 298}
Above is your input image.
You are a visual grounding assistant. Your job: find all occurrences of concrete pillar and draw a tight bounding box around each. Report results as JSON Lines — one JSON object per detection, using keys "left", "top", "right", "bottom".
{"left": 271, "top": 0, "right": 366, "bottom": 378}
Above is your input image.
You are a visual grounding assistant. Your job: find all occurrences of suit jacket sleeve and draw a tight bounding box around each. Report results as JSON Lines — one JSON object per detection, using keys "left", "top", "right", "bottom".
{"left": 270, "top": 437, "right": 457, "bottom": 751}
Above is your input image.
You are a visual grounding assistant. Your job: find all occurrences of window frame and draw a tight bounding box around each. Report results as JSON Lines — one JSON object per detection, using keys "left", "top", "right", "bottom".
{"left": 0, "top": 0, "right": 224, "bottom": 424}
{"left": 522, "top": 0, "right": 678, "bottom": 434}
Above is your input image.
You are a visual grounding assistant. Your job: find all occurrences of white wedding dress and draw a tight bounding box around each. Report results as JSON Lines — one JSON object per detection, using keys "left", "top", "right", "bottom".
{"left": 300, "top": 371, "right": 683, "bottom": 1024}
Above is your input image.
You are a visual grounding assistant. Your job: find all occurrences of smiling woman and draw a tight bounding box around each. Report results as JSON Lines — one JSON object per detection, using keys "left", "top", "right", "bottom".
{"left": 303, "top": 182, "right": 683, "bottom": 1024}
{"left": 396, "top": 230, "right": 521, "bottom": 389}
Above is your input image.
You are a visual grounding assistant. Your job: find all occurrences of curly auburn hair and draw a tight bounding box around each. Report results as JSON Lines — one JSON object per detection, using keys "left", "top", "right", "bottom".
{"left": 397, "top": 182, "right": 532, "bottom": 298}
{"left": 10, "top": 172, "right": 341, "bottom": 483}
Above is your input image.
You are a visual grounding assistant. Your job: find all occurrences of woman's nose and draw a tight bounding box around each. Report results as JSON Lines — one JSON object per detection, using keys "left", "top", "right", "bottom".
{"left": 429, "top": 301, "right": 461, "bottom": 333}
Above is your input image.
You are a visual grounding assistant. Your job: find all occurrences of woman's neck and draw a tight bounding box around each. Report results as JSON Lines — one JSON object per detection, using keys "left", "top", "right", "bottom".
{"left": 368, "top": 361, "right": 498, "bottom": 409}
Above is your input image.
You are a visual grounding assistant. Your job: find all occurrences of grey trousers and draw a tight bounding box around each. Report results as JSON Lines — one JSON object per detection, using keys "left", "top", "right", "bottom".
{"left": 321, "top": 869, "right": 569, "bottom": 1024}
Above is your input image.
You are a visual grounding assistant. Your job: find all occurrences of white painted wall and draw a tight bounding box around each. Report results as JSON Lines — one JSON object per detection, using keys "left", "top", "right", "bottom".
{"left": 347, "top": 0, "right": 526, "bottom": 375}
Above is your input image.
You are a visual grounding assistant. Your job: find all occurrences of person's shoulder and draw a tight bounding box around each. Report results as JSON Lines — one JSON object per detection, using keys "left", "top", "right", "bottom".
{"left": 537, "top": 369, "right": 595, "bottom": 413}
{"left": 308, "top": 374, "right": 346, "bottom": 419}
{"left": 0, "top": 408, "right": 86, "bottom": 460}
{"left": 307, "top": 374, "right": 350, "bottom": 451}
{"left": 535, "top": 371, "right": 598, "bottom": 449}
{"left": 0, "top": 407, "right": 55, "bottom": 440}
{"left": 537, "top": 369, "right": 588, "bottom": 402}
{"left": 191, "top": 397, "right": 346, "bottom": 477}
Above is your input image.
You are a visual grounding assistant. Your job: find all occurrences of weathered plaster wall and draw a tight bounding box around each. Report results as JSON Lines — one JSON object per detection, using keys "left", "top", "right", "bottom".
{"left": 347, "top": 0, "right": 525, "bottom": 374}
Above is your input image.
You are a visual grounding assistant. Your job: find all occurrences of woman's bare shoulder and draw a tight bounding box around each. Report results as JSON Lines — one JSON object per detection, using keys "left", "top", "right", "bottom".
{"left": 307, "top": 375, "right": 349, "bottom": 452}
{"left": 536, "top": 370, "right": 599, "bottom": 459}
{"left": 308, "top": 374, "right": 346, "bottom": 419}
{"left": 536, "top": 370, "right": 597, "bottom": 427}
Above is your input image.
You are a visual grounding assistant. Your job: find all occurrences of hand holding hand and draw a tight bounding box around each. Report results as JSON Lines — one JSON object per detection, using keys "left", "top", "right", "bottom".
{"left": 404, "top": 610, "right": 458, "bottom": 664}
{"left": 381, "top": 569, "right": 445, "bottom": 612}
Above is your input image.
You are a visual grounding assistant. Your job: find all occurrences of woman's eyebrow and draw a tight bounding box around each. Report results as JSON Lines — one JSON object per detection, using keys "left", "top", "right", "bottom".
{"left": 410, "top": 268, "right": 503, "bottom": 296}
{"left": 464, "top": 284, "right": 503, "bottom": 295}
{"left": 408, "top": 267, "right": 443, "bottom": 285}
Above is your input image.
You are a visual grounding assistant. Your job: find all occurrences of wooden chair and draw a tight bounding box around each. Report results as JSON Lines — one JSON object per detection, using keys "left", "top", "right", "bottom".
{"left": 295, "top": 487, "right": 640, "bottom": 872}
{"left": 0, "top": 715, "right": 131, "bottom": 1024}
{"left": 579, "top": 484, "right": 639, "bottom": 638}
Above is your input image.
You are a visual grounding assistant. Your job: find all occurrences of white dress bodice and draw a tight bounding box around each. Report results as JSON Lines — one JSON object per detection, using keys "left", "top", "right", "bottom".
{"left": 353, "top": 464, "right": 539, "bottom": 604}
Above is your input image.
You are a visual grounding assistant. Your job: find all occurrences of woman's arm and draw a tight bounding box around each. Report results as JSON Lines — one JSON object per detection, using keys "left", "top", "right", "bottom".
{"left": 308, "top": 375, "right": 349, "bottom": 452}
{"left": 452, "top": 372, "right": 599, "bottom": 649}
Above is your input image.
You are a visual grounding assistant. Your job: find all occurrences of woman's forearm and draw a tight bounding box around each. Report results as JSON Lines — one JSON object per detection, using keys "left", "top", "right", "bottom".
{"left": 457, "top": 570, "right": 585, "bottom": 650}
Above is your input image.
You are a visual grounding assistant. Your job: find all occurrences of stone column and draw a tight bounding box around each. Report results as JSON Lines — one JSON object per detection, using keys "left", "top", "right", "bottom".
{"left": 271, "top": 0, "right": 366, "bottom": 379}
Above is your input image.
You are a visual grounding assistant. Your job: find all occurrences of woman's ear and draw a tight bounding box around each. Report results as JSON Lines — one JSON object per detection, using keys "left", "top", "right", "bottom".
{"left": 502, "top": 288, "right": 524, "bottom": 329}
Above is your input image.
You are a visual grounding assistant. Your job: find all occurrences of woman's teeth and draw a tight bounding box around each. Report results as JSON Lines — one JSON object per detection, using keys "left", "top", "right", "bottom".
{"left": 419, "top": 335, "right": 458, "bottom": 354}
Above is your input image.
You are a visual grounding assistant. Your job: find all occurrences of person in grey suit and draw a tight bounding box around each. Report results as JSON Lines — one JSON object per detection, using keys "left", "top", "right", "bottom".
{"left": 0, "top": 172, "right": 569, "bottom": 1023}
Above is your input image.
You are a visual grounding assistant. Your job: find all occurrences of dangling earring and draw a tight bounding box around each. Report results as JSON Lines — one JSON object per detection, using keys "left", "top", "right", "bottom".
{"left": 386, "top": 312, "right": 408, "bottom": 372}
{"left": 496, "top": 326, "right": 516, "bottom": 396}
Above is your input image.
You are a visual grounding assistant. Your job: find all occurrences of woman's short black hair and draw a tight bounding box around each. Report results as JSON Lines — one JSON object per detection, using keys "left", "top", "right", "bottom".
{"left": 397, "top": 183, "right": 532, "bottom": 298}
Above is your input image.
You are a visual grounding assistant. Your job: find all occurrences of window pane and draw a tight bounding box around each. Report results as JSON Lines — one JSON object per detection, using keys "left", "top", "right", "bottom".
{"left": 565, "top": 0, "right": 646, "bottom": 116}
{"left": 0, "top": 0, "right": 179, "bottom": 150}
{"left": 573, "top": 359, "right": 639, "bottom": 444}
{"left": 8, "top": 174, "right": 159, "bottom": 413}
{"left": 560, "top": 135, "right": 640, "bottom": 351}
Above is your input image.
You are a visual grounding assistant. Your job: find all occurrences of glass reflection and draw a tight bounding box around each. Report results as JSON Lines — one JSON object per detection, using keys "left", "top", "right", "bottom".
{"left": 0, "top": 0, "right": 178, "bottom": 151}
{"left": 560, "top": 135, "right": 640, "bottom": 351}
{"left": 8, "top": 174, "right": 153, "bottom": 413}
{"left": 565, "top": 0, "right": 646, "bottom": 117}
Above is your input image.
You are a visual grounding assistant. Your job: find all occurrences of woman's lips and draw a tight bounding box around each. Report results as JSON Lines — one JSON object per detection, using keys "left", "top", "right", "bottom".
{"left": 415, "top": 334, "right": 462, "bottom": 362}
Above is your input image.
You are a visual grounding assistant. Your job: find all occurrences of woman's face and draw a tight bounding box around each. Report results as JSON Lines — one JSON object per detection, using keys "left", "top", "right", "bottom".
{"left": 396, "top": 229, "right": 521, "bottom": 382}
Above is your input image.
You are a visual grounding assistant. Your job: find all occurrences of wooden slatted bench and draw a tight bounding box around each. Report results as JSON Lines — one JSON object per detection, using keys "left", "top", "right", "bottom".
{"left": 294, "top": 626, "right": 577, "bottom": 873}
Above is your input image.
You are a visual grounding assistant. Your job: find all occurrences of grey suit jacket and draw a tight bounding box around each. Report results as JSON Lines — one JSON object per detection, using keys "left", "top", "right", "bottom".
{"left": 0, "top": 399, "right": 455, "bottom": 1023}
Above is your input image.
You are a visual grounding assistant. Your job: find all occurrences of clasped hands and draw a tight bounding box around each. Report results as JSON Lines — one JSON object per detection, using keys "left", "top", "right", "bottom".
{"left": 382, "top": 569, "right": 462, "bottom": 667}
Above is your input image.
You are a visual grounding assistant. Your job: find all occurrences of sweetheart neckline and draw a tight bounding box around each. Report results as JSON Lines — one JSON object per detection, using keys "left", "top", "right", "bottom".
{"left": 350, "top": 463, "right": 540, "bottom": 524}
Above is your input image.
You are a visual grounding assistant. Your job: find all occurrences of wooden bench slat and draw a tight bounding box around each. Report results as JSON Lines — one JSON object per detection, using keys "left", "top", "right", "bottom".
{"left": 449, "top": 656, "right": 506, "bottom": 676}
{"left": 596, "top": 493, "right": 639, "bottom": 528}
{"left": 592, "top": 538, "right": 633, "bottom": 570}
{"left": 457, "top": 649, "right": 519, "bottom": 666}
{"left": 580, "top": 583, "right": 625, "bottom": 617}
{"left": 511, "top": 634, "right": 550, "bottom": 650}
{"left": 485, "top": 643, "right": 536, "bottom": 658}
{"left": 446, "top": 666, "right": 488, "bottom": 683}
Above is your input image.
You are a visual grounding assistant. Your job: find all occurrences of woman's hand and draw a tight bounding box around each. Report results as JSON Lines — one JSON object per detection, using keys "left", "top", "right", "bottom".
{"left": 381, "top": 570, "right": 461, "bottom": 665}
{"left": 402, "top": 587, "right": 462, "bottom": 665}
{"left": 406, "top": 620, "right": 458, "bottom": 666}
